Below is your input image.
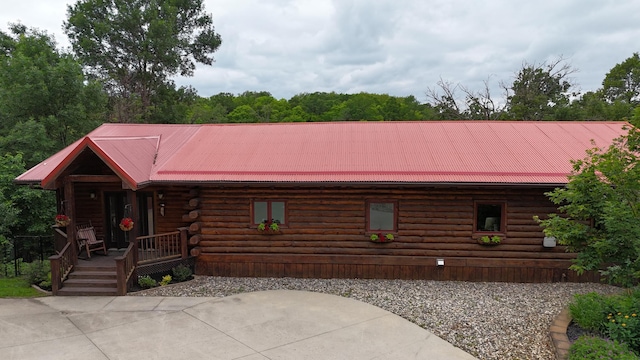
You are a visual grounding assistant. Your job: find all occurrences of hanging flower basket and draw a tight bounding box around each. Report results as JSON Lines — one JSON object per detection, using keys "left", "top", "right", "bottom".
{"left": 55, "top": 214, "right": 71, "bottom": 227}
{"left": 119, "top": 217, "right": 134, "bottom": 231}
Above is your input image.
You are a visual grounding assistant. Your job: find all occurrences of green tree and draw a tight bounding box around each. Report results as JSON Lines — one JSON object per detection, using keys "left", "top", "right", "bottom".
{"left": 147, "top": 84, "right": 197, "bottom": 124}
{"left": 602, "top": 53, "right": 640, "bottom": 105}
{"left": 341, "top": 93, "right": 384, "bottom": 120}
{"left": 226, "top": 104, "right": 258, "bottom": 123}
{"left": 252, "top": 95, "right": 290, "bottom": 123}
{"left": 280, "top": 105, "right": 308, "bottom": 122}
{"left": 596, "top": 53, "right": 640, "bottom": 121}
{"left": 505, "top": 58, "right": 575, "bottom": 120}
{"left": 288, "top": 92, "right": 350, "bottom": 122}
{"left": 426, "top": 78, "right": 464, "bottom": 120}
{"left": 184, "top": 97, "right": 226, "bottom": 123}
{"left": 0, "top": 120, "right": 56, "bottom": 169}
{"left": 0, "top": 154, "right": 54, "bottom": 237}
{"left": 209, "top": 92, "right": 237, "bottom": 113}
{"left": 536, "top": 115, "right": 640, "bottom": 287}
{"left": 65, "top": 0, "right": 222, "bottom": 123}
{"left": 0, "top": 24, "right": 106, "bottom": 164}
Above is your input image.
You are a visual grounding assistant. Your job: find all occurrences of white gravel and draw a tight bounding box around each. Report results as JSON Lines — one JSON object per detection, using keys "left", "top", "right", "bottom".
{"left": 131, "top": 276, "right": 620, "bottom": 359}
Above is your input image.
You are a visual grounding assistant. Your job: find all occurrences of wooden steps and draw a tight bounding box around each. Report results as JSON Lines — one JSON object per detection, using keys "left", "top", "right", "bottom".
{"left": 58, "top": 262, "right": 118, "bottom": 296}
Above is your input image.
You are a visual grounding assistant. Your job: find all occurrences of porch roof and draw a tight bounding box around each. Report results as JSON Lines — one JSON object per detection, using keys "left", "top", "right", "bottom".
{"left": 16, "top": 121, "right": 628, "bottom": 189}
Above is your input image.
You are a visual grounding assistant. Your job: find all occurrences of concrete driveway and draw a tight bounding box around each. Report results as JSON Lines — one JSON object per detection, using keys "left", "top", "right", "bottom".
{"left": 0, "top": 290, "right": 477, "bottom": 359}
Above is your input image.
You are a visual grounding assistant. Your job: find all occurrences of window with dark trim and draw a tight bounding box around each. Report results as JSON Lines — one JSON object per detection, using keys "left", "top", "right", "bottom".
{"left": 367, "top": 201, "right": 397, "bottom": 232}
{"left": 253, "top": 200, "right": 286, "bottom": 225}
{"left": 474, "top": 202, "right": 505, "bottom": 233}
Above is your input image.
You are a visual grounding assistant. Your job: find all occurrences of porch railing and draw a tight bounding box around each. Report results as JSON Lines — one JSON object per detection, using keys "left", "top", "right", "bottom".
{"left": 51, "top": 227, "right": 190, "bottom": 295}
{"left": 49, "top": 241, "right": 74, "bottom": 295}
{"left": 137, "top": 230, "right": 188, "bottom": 264}
{"left": 114, "top": 228, "right": 189, "bottom": 294}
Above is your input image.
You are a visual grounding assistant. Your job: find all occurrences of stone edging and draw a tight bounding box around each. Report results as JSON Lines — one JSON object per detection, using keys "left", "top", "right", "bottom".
{"left": 549, "top": 308, "right": 571, "bottom": 360}
{"left": 31, "top": 284, "right": 52, "bottom": 296}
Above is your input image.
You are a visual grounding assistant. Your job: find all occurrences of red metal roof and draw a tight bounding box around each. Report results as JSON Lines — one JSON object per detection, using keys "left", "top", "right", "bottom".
{"left": 16, "top": 121, "right": 628, "bottom": 189}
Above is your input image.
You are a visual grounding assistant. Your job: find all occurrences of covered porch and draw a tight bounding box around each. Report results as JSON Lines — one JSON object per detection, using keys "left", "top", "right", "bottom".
{"left": 23, "top": 138, "right": 198, "bottom": 295}
{"left": 50, "top": 226, "right": 191, "bottom": 295}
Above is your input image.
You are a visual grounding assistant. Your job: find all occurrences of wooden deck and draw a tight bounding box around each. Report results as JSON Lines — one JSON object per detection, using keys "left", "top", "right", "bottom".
{"left": 51, "top": 229, "right": 191, "bottom": 296}
{"left": 76, "top": 249, "right": 124, "bottom": 265}
{"left": 75, "top": 248, "right": 175, "bottom": 266}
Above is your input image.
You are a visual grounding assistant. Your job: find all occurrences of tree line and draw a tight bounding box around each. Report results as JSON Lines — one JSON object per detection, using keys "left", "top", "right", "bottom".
{"left": 1, "top": 0, "right": 639, "bottom": 242}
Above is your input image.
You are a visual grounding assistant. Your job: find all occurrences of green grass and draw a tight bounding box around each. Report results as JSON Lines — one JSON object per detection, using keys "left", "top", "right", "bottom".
{"left": 0, "top": 277, "right": 48, "bottom": 298}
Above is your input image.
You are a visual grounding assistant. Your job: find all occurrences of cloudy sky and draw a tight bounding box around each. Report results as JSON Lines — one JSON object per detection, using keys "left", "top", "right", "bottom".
{"left": 2, "top": 0, "right": 640, "bottom": 101}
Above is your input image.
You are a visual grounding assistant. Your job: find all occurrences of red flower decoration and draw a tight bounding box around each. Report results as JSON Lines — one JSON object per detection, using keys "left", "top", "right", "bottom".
{"left": 55, "top": 214, "right": 70, "bottom": 227}
{"left": 119, "top": 217, "right": 134, "bottom": 231}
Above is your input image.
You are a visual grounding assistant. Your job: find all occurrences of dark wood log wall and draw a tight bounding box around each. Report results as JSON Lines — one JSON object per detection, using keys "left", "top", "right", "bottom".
{"left": 188, "top": 185, "right": 599, "bottom": 283}
{"left": 70, "top": 181, "right": 598, "bottom": 283}
{"left": 73, "top": 183, "right": 120, "bottom": 238}
{"left": 72, "top": 184, "right": 193, "bottom": 243}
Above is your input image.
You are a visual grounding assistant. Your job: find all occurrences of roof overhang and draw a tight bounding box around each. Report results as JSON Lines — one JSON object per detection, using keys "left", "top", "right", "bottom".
{"left": 39, "top": 138, "right": 138, "bottom": 190}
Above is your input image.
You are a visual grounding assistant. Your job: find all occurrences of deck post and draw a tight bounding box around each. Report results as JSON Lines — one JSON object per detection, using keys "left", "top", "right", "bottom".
{"left": 63, "top": 178, "right": 79, "bottom": 266}
{"left": 179, "top": 227, "right": 189, "bottom": 259}
{"left": 115, "top": 256, "right": 125, "bottom": 296}
{"left": 50, "top": 256, "right": 61, "bottom": 295}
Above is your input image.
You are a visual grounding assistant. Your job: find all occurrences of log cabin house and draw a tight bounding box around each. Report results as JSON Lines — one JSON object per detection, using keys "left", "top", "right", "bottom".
{"left": 15, "top": 121, "right": 628, "bottom": 295}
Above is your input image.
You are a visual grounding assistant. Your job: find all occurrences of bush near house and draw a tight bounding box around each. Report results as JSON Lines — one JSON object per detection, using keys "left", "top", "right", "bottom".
{"left": 569, "top": 289, "right": 640, "bottom": 356}
{"left": 569, "top": 336, "right": 639, "bottom": 360}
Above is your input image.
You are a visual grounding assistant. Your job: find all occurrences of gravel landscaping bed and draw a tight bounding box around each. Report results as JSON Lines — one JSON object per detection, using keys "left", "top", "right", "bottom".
{"left": 132, "top": 276, "right": 620, "bottom": 359}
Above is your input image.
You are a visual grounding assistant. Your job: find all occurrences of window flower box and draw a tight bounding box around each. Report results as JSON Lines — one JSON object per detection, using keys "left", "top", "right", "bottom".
{"left": 478, "top": 235, "right": 501, "bottom": 246}
{"left": 257, "top": 221, "right": 281, "bottom": 234}
{"left": 370, "top": 233, "right": 394, "bottom": 243}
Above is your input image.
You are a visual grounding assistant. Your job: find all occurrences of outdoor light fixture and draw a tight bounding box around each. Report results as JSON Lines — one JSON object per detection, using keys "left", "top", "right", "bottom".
{"left": 436, "top": 259, "right": 445, "bottom": 266}
{"left": 543, "top": 236, "right": 557, "bottom": 248}
{"left": 89, "top": 191, "right": 96, "bottom": 199}
{"left": 157, "top": 191, "right": 164, "bottom": 200}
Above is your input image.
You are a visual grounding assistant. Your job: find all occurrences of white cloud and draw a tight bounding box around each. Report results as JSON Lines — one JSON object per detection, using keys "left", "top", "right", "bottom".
{"left": 1, "top": 0, "right": 639, "bottom": 101}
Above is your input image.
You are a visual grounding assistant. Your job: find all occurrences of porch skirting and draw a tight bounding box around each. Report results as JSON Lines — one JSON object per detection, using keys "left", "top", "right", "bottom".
{"left": 137, "top": 256, "right": 196, "bottom": 277}
{"left": 195, "top": 254, "right": 600, "bottom": 283}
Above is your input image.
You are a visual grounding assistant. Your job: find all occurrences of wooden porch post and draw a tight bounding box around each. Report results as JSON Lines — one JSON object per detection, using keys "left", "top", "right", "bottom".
{"left": 179, "top": 227, "right": 189, "bottom": 259}
{"left": 126, "top": 190, "right": 139, "bottom": 265}
{"left": 63, "top": 179, "right": 78, "bottom": 265}
{"left": 50, "top": 255, "right": 61, "bottom": 295}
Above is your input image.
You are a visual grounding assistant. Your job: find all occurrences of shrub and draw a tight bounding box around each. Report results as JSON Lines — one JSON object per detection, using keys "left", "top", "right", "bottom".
{"left": 138, "top": 275, "right": 157, "bottom": 289}
{"left": 159, "top": 275, "right": 172, "bottom": 286}
{"left": 569, "top": 336, "right": 639, "bottom": 360}
{"left": 172, "top": 264, "right": 192, "bottom": 282}
{"left": 606, "top": 310, "right": 640, "bottom": 353}
{"left": 570, "top": 292, "right": 609, "bottom": 332}
{"left": 23, "top": 260, "right": 49, "bottom": 285}
{"left": 38, "top": 272, "right": 52, "bottom": 291}
{"left": 570, "top": 289, "right": 640, "bottom": 355}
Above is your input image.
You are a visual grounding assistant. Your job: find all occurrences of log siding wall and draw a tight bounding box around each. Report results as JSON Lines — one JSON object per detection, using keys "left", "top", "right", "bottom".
{"left": 189, "top": 185, "right": 599, "bottom": 283}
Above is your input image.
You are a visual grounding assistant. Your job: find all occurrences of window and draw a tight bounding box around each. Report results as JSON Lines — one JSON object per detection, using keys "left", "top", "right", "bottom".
{"left": 475, "top": 202, "right": 505, "bottom": 233}
{"left": 367, "top": 201, "right": 396, "bottom": 231}
{"left": 253, "top": 201, "right": 286, "bottom": 225}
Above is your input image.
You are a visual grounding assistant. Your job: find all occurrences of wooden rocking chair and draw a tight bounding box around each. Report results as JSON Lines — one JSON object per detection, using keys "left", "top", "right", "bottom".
{"left": 76, "top": 223, "right": 107, "bottom": 258}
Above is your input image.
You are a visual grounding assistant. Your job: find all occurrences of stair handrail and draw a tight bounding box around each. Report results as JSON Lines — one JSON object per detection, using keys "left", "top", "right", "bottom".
{"left": 114, "top": 241, "right": 137, "bottom": 296}
{"left": 49, "top": 241, "right": 73, "bottom": 295}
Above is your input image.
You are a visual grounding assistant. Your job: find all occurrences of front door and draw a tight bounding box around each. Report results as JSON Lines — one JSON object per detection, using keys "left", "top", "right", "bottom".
{"left": 105, "top": 192, "right": 128, "bottom": 249}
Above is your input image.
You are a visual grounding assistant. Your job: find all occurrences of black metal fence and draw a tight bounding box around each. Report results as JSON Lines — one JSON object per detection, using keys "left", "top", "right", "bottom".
{"left": 1, "top": 235, "right": 55, "bottom": 277}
